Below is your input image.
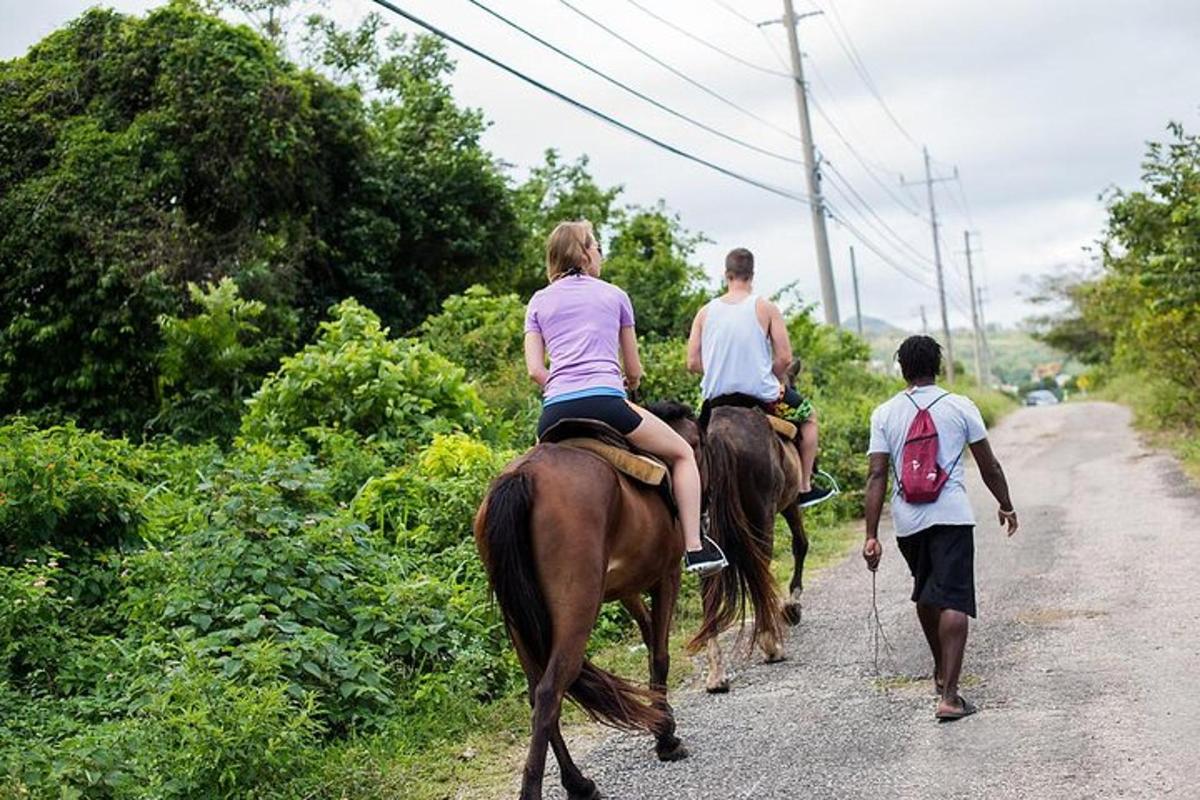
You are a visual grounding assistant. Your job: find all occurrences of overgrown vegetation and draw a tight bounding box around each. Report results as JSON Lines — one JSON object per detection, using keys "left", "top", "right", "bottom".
{"left": 0, "top": 4, "right": 1012, "bottom": 798}
{"left": 1029, "top": 121, "right": 1199, "bottom": 469}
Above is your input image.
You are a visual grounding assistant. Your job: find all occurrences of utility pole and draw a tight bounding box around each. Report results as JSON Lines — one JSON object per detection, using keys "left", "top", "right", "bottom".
{"left": 920, "top": 305, "right": 928, "bottom": 334}
{"left": 964, "top": 231, "right": 983, "bottom": 386}
{"left": 977, "top": 286, "right": 992, "bottom": 385}
{"left": 902, "top": 148, "right": 958, "bottom": 382}
{"left": 849, "top": 246, "right": 863, "bottom": 337}
{"left": 780, "top": 0, "right": 839, "bottom": 326}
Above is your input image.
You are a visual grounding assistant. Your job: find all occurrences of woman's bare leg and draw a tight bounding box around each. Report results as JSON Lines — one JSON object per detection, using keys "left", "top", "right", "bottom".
{"left": 625, "top": 403, "right": 702, "bottom": 551}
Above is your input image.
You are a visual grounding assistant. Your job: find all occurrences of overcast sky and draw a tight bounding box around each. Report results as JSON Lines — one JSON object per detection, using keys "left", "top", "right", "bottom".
{"left": 5, "top": 0, "right": 1200, "bottom": 331}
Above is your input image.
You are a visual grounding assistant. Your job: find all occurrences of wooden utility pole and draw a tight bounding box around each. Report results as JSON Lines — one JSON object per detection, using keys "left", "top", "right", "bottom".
{"left": 781, "top": 0, "right": 839, "bottom": 326}
{"left": 964, "top": 231, "right": 983, "bottom": 386}
{"left": 903, "top": 149, "right": 958, "bottom": 381}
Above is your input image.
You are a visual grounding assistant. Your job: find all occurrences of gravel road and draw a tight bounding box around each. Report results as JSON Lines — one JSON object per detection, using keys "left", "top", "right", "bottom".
{"left": 538, "top": 401, "right": 1200, "bottom": 799}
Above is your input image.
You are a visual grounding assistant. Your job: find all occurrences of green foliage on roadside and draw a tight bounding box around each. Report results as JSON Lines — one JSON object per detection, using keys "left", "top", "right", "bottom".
{"left": 154, "top": 279, "right": 295, "bottom": 443}
{"left": 242, "top": 299, "right": 483, "bottom": 445}
{"left": 0, "top": 420, "right": 145, "bottom": 566}
{"left": 1031, "top": 122, "right": 1200, "bottom": 434}
{"left": 0, "top": 2, "right": 520, "bottom": 435}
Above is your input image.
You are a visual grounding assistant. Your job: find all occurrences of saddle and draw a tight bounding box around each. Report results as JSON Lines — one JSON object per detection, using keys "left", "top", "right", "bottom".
{"left": 539, "top": 418, "right": 677, "bottom": 517}
{"left": 699, "top": 393, "right": 798, "bottom": 441}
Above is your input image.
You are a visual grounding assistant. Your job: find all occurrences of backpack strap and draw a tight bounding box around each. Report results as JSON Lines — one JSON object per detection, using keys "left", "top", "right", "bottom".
{"left": 905, "top": 390, "right": 951, "bottom": 411}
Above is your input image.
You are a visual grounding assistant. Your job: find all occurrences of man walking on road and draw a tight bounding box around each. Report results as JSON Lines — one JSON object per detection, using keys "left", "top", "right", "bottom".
{"left": 862, "top": 335, "right": 1018, "bottom": 721}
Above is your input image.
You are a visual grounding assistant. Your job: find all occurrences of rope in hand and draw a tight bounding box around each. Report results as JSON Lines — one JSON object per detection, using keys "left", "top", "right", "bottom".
{"left": 868, "top": 569, "right": 899, "bottom": 680}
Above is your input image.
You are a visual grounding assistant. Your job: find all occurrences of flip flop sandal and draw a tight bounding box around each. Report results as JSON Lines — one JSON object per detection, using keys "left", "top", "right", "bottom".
{"left": 935, "top": 695, "right": 977, "bottom": 722}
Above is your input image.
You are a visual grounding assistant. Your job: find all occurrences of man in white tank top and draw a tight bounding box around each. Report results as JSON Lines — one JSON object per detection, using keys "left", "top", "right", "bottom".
{"left": 687, "top": 248, "right": 831, "bottom": 505}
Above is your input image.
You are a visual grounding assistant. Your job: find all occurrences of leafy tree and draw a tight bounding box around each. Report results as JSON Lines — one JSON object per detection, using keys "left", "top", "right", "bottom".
{"left": 506, "top": 150, "right": 621, "bottom": 297}
{"left": 1026, "top": 267, "right": 1115, "bottom": 365}
{"left": 0, "top": 3, "right": 520, "bottom": 434}
{"left": 604, "top": 207, "right": 712, "bottom": 340}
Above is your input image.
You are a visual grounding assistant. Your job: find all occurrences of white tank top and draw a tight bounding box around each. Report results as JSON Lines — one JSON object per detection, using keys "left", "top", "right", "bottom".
{"left": 699, "top": 294, "right": 781, "bottom": 401}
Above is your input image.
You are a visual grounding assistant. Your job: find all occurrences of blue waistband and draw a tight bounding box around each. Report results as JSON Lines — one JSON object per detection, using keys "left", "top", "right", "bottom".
{"left": 543, "top": 386, "right": 627, "bottom": 407}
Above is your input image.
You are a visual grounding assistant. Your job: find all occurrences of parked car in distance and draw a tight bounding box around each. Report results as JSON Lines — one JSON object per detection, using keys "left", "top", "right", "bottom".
{"left": 1024, "top": 389, "right": 1060, "bottom": 406}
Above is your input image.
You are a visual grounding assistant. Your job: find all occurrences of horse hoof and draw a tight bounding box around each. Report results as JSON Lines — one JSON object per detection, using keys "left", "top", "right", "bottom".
{"left": 656, "top": 740, "right": 689, "bottom": 762}
{"left": 705, "top": 679, "right": 730, "bottom": 694}
{"left": 568, "top": 783, "right": 601, "bottom": 800}
{"left": 782, "top": 602, "right": 803, "bottom": 627}
{"left": 764, "top": 651, "right": 787, "bottom": 664}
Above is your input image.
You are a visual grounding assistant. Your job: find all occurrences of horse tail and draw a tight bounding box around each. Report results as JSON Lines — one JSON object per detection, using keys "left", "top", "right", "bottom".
{"left": 689, "top": 426, "right": 783, "bottom": 652}
{"left": 478, "top": 468, "right": 667, "bottom": 735}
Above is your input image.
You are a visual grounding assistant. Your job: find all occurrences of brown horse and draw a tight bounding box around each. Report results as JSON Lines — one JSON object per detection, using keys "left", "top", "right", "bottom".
{"left": 654, "top": 401, "right": 811, "bottom": 693}
{"left": 474, "top": 430, "right": 688, "bottom": 800}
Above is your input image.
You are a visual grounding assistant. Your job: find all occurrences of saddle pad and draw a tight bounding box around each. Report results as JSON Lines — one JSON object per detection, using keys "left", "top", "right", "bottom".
{"left": 555, "top": 438, "right": 668, "bottom": 486}
{"left": 767, "top": 415, "right": 798, "bottom": 441}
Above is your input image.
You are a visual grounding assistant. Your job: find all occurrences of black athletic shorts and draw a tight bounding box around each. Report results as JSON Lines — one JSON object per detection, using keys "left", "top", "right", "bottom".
{"left": 897, "top": 524, "right": 977, "bottom": 618}
{"left": 536, "top": 394, "right": 643, "bottom": 439}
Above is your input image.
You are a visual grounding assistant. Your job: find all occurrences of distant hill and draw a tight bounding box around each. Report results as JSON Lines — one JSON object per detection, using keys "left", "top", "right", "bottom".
{"left": 843, "top": 314, "right": 904, "bottom": 336}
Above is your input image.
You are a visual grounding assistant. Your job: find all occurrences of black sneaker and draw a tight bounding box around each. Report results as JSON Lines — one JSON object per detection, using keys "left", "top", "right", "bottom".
{"left": 684, "top": 536, "right": 727, "bottom": 577}
{"left": 797, "top": 484, "right": 837, "bottom": 509}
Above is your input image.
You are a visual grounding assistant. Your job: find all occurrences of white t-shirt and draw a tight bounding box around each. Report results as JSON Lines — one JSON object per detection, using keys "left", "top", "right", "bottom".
{"left": 867, "top": 384, "right": 988, "bottom": 537}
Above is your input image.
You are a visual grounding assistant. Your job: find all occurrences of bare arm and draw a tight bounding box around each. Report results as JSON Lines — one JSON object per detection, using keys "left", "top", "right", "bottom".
{"left": 763, "top": 299, "right": 793, "bottom": 381}
{"left": 618, "top": 326, "right": 643, "bottom": 391}
{"left": 686, "top": 306, "right": 706, "bottom": 374}
{"left": 969, "top": 438, "right": 1018, "bottom": 535}
{"left": 524, "top": 332, "right": 549, "bottom": 388}
{"left": 862, "top": 452, "right": 889, "bottom": 570}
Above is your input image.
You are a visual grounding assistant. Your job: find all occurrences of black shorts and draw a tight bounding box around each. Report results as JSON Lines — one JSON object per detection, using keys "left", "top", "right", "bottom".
{"left": 897, "top": 524, "right": 977, "bottom": 617}
{"left": 537, "top": 395, "right": 643, "bottom": 439}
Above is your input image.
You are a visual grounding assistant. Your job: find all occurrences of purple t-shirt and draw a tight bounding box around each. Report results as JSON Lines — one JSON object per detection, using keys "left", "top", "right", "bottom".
{"left": 524, "top": 275, "right": 635, "bottom": 400}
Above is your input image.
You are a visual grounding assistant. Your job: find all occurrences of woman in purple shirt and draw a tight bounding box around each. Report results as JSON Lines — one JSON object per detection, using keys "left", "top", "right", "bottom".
{"left": 525, "top": 221, "right": 726, "bottom": 576}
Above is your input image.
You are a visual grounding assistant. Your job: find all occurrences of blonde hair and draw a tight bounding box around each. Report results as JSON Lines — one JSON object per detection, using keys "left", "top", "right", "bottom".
{"left": 545, "top": 220, "right": 597, "bottom": 282}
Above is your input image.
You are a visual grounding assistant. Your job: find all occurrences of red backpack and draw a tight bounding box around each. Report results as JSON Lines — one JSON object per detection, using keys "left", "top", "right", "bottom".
{"left": 897, "top": 392, "right": 961, "bottom": 504}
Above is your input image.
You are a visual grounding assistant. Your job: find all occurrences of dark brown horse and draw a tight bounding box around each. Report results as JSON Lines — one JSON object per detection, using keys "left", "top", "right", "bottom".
{"left": 655, "top": 401, "right": 811, "bottom": 693}
{"left": 474, "top": 433, "right": 688, "bottom": 800}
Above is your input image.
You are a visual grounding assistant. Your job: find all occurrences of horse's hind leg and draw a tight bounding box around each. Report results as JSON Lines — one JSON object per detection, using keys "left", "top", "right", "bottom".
{"left": 522, "top": 636, "right": 591, "bottom": 800}
{"left": 781, "top": 503, "right": 808, "bottom": 627}
{"left": 548, "top": 725, "right": 599, "bottom": 800}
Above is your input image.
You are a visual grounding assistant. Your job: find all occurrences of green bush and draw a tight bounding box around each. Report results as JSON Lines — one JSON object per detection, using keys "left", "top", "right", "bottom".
{"left": 419, "top": 286, "right": 541, "bottom": 442}
{"left": 638, "top": 338, "right": 700, "bottom": 407}
{"left": 154, "top": 278, "right": 294, "bottom": 443}
{"left": 351, "top": 433, "right": 509, "bottom": 552}
{"left": 0, "top": 419, "right": 145, "bottom": 565}
{"left": 242, "top": 299, "right": 483, "bottom": 445}
{"left": 11, "top": 650, "right": 322, "bottom": 800}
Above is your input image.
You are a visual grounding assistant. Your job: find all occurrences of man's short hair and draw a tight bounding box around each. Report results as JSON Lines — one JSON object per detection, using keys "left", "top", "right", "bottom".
{"left": 897, "top": 335, "right": 943, "bottom": 381}
{"left": 725, "top": 248, "right": 754, "bottom": 281}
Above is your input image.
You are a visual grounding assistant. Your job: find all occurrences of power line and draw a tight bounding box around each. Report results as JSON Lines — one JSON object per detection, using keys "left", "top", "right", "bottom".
{"left": 363, "top": 0, "right": 814, "bottom": 206}
{"left": 557, "top": 0, "right": 803, "bottom": 145}
{"left": 808, "top": 0, "right": 921, "bottom": 150}
{"left": 820, "top": 159, "right": 935, "bottom": 270}
{"left": 706, "top": 0, "right": 760, "bottom": 28}
{"left": 803, "top": 65, "right": 923, "bottom": 217}
{"left": 463, "top": 0, "right": 805, "bottom": 166}
{"left": 622, "top": 0, "right": 792, "bottom": 79}
{"left": 823, "top": 198, "right": 939, "bottom": 292}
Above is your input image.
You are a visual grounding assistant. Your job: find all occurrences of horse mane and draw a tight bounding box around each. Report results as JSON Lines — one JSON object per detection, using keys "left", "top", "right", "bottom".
{"left": 646, "top": 400, "right": 695, "bottom": 423}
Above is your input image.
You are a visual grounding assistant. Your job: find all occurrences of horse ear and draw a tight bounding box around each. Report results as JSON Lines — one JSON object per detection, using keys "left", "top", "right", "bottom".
{"left": 788, "top": 358, "right": 803, "bottom": 379}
